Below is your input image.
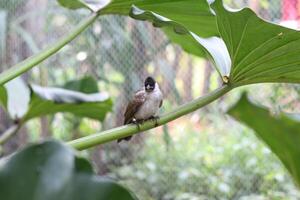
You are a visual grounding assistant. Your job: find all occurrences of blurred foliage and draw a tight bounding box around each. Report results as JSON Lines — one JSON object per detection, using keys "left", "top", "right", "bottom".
{"left": 106, "top": 117, "right": 300, "bottom": 200}
{"left": 228, "top": 93, "right": 300, "bottom": 187}
{"left": 63, "top": 76, "right": 99, "bottom": 93}
{"left": 0, "top": 140, "right": 136, "bottom": 200}
{"left": 0, "top": 77, "right": 112, "bottom": 122}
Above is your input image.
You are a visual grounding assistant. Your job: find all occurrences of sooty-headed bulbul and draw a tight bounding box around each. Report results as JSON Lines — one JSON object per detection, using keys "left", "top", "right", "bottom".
{"left": 117, "top": 76, "right": 163, "bottom": 142}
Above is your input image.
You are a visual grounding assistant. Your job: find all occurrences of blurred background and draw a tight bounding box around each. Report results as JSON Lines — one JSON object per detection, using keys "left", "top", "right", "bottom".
{"left": 1, "top": 0, "right": 300, "bottom": 199}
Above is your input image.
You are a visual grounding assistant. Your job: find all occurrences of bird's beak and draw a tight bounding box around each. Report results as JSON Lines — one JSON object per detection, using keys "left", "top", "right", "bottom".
{"left": 146, "top": 85, "right": 151, "bottom": 90}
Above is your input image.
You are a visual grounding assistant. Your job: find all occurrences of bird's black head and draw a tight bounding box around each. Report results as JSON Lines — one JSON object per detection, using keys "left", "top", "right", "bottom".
{"left": 144, "top": 76, "right": 156, "bottom": 92}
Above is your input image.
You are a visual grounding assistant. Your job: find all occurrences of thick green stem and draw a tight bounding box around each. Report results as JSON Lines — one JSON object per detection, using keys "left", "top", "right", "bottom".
{"left": 68, "top": 85, "right": 233, "bottom": 150}
{"left": 0, "top": 13, "right": 98, "bottom": 86}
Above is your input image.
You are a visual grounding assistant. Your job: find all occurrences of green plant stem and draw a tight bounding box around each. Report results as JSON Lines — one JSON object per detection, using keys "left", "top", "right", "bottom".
{"left": 0, "top": 13, "right": 98, "bottom": 86}
{"left": 68, "top": 85, "right": 233, "bottom": 150}
{"left": 0, "top": 124, "right": 22, "bottom": 145}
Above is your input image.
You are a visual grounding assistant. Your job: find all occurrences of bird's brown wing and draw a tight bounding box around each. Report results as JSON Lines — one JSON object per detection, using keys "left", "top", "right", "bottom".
{"left": 123, "top": 90, "right": 146, "bottom": 124}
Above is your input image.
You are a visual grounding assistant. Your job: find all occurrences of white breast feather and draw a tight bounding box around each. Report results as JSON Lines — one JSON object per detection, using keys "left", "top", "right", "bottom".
{"left": 134, "top": 83, "right": 162, "bottom": 120}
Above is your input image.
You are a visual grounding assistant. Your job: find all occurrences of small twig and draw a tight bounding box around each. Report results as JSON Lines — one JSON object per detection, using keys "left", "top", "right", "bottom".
{"left": 0, "top": 124, "right": 22, "bottom": 145}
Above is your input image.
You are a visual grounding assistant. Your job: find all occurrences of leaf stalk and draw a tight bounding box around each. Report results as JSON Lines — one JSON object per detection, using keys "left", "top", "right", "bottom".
{"left": 0, "top": 13, "right": 98, "bottom": 85}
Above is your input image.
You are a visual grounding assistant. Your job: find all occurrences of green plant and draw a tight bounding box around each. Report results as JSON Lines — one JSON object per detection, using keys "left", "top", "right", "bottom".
{"left": 1, "top": 0, "right": 300, "bottom": 198}
{"left": 0, "top": 140, "right": 136, "bottom": 200}
{"left": 0, "top": 76, "right": 112, "bottom": 144}
{"left": 228, "top": 93, "right": 300, "bottom": 186}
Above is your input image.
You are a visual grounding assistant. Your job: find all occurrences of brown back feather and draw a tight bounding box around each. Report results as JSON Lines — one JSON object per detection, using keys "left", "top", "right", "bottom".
{"left": 159, "top": 100, "right": 163, "bottom": 108}
{"left": 123, "top": 90, "right": 146, "bottom": 124}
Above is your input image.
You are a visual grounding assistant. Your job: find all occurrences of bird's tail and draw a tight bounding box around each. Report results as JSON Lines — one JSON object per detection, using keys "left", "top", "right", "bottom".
{"left": 117, "top": 119, "right": 133, "bottom": 143}
{"left": 117, "top": 135, "right": 132, "bottom": 143}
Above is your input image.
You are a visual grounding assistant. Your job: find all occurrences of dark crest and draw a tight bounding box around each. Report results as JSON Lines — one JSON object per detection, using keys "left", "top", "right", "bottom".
{"left": 144, "top": 76, "right": 156, "bottom": 92}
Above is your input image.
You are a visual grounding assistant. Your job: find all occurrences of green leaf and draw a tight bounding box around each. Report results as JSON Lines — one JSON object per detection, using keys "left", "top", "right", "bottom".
{"left": 63, "top": 76, "right": 99, "bottom": 94}
{"left": 0, "top": 78, "right": 112, "bottom": 122}
{"left": 57, "top": 0, "right": 111, "bottom": 12}
{"left": 0, "top": 140, "right": 136, "bottom": 200}
{"left": 163, "top": 28, "right": 205, "bottom": 57}
{"left": 129, "top": 5, "right": 201, "bottom": 57}
{"left": 101, "top": 0, "right": 217, "bottom": 38}
{"left": 211, "top": 0, "right": 300, "bottom": 86}
{"left": 57, "top": 0, "right": 300, "bottom": 85}
{"left": 129, "top": 5, "right": 230, "bottom": 77}
{"left": 58, "top": 0, "right": 219, "bottom": 58}
{"left": 103, "top": 1, "right": 220, "bottom": 62}
{"left": 228, "top": 93, "right": 300, "bottom": 186}
{"left": 23, "top": 84, "right": 112, "bottom": 122}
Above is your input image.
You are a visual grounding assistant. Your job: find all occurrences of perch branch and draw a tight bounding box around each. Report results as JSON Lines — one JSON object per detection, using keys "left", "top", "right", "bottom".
{"left": 68, "top": 85, "right": 233, "bottom": 150}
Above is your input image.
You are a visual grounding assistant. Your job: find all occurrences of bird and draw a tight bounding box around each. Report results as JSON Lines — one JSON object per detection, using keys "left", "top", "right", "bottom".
{"left": 117, "top": 76, "right": 163, "bottom": 142}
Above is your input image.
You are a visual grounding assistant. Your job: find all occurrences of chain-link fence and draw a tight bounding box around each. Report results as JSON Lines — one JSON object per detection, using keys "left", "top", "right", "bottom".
{"left": 1, "top": 0, "right": 300, "bottom": 199}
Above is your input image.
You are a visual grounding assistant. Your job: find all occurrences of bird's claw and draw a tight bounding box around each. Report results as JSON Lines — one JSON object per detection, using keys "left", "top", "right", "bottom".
{"left": 149, "top": 116, "right": 159, "bottom": 127}
{"left": 132, "top": 118, "right": 144, "bottom": 130}
{"left": 133, "top": 116, "right": 160, "bottom": 129}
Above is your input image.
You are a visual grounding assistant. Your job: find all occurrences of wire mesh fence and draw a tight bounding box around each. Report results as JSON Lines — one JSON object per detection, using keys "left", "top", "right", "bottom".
{"left": 1, "top": 0, "right": 300, "bottom": 199}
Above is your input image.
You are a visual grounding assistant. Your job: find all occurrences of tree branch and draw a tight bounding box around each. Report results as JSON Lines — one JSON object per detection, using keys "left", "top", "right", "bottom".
{"left": 0, "top": 13, "right": 99, "bottom": 86}
{"left": 68, "top": 85, "right": 233, "bottom": 150}
{"left": 0, "top": 124, "right": 22, "bottom": 145}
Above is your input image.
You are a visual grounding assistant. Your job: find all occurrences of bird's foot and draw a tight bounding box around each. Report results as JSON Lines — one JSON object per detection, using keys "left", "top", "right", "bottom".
{"left": 148, "top": 116, "right": 159, "bottom": 127}
{"left": 117, "top": 119, "right": 143, "bottom": 143}
{"left": 132, "top": 118, "right": 145, "bottom": 130}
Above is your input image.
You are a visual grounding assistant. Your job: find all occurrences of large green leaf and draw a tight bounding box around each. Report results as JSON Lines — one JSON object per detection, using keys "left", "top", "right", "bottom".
{"left": 23, "top": 84, "right": 112, "bottom": 122}
{"left": 58, "top": 0, "right": 218, "bottom": 42}
{"left": 211, "top": 0, "right": 300, "bottom": 86}
{"left": 63, "top": 76, "right": 99, "bottom": 94}
{"left": 0, "top": 140, "right": 135, "bottom": 200}
{"left": 59, "top": 0, "right": 217, "bottom": 37}
{"left": 129, "top": 5, "right": 231, "bottom": 77}
{"left": 101, "top": 0, "right": 217, "bottom": 38}
{"left": 228, "top": 93, "right": 300, "bottom": 186}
